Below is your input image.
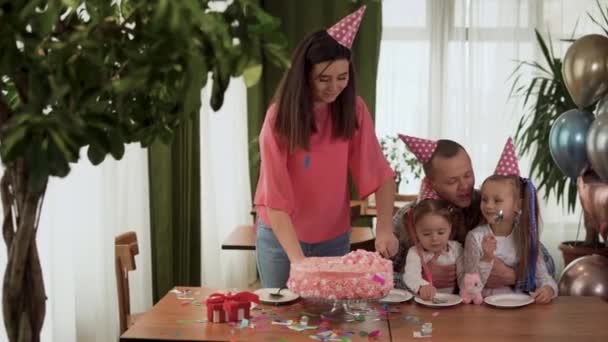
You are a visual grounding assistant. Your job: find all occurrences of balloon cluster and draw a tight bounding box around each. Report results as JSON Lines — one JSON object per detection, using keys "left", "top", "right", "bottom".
{"left": 551, "top": 34, "right": 608, "bottom": 240}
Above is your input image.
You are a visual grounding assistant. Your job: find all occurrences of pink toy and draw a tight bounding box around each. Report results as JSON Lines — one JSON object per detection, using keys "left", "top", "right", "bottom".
{"left": 460, "top": 273, "right": 483, "bottom": 305}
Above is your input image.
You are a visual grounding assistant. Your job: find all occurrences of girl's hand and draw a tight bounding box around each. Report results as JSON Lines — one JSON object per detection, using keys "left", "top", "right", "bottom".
{"left": 532, "top": 285, "right": 554, "bottom": 304}
{"left": 481, "top": 235, "right": 497, "bottom": 261}
{"left": 418, "top": 285, "right": 437, "bottom": 301}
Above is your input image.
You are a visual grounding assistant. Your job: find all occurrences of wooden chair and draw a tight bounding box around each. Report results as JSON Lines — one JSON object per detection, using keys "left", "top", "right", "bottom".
{"left": 349, "top": 201, "right": 375, "bottom": 251}
{"left": 395, "top": 193, "right": 418, "bottom": 203}
{"left": 115, "top": 231, "right": 143, "bottom": 334}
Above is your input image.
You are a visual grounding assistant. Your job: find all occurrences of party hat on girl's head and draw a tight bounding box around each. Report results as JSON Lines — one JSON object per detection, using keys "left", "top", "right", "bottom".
{"left": 398, "top": 134, "right": 438, "bottom": 164}
{"left": 418, "top": 178, "right": 440, "bottom": 201}
{"left": 327, "top": 5, "right": 366, "bottom": 49}
{"left": 494, "top": 137, "right": 520, "bottom": 176}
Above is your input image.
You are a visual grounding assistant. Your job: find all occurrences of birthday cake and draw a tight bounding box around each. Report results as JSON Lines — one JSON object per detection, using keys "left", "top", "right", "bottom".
{"left": 286, "top": 250, "right": 393, "bottom": 300}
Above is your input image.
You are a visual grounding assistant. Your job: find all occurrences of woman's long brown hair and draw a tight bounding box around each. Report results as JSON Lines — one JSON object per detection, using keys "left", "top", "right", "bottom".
{"left": 272, "top": 30, "right": 358, "bottom": 152}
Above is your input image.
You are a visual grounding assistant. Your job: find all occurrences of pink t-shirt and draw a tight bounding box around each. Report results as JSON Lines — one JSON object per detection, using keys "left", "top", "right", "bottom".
{"left": 254, "top": 97, "right": 395, "bottom": 243}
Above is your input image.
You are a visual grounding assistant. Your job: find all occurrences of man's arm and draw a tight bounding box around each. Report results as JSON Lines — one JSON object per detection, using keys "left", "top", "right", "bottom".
{"left": 485, "top": 259, "right": 516, "bottom": 288}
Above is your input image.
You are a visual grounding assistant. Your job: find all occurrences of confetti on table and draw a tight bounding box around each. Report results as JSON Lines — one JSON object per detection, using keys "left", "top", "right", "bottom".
{"left": 272, "top": 320, "right": 294, "bottom": 326}
{"left": 368, "top": 330, "right": 381, "bottom": 337}
{"left": 432, "top": 311, "right": 440, "bottom": 317}
{"left": 239, "top": 319, "right": 249, "bottom": 329}
{"left": 404, "top": 315, "right": 421, "bottom": 325}
{"left": 287, "top": 324, "right": 319, "bottom": 332}
{"left": 176, "top": 319, "right": 207, "bottom": 323}
{"left": 252, "top": 315, "right": 269, "bottom": 322}
{"left": 413, "top": 331, "right": 432, "bottom": 338}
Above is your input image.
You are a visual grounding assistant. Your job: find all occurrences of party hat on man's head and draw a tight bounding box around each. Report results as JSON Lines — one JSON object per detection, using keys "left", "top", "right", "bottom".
{"left": 398, "top": 134, "right": 438, "bottom": 164}
{"left": 327, "top": 5, "right": 366, "bottom": 49}
{"left": 494, "top": 137, "right": 520, "bottom": 176}
{"left": 418, "top": 178, "right": 440, "bottom": 201}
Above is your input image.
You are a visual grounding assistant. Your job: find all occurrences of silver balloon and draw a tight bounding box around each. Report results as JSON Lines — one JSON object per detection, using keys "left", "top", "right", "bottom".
{"left": 549, "top": 109, "right": 595, "bottom": 180}
{"left": 563, "top": 34, "right": 608, "bottom": 109}
{"left": 587, "top": 112, "right": 608, "bottom": 183}
{"left": 559, "top": 255, "right": 608, "bottom": 300}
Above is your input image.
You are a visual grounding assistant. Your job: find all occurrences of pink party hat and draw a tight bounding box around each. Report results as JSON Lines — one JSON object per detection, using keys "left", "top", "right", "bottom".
{"left": 327, "top": 5, "right": 366, "bottom": 49}
{"left": 494, "top": 137, "right": 520, "bottom": 176}
{"left": 398, "top": 134, "right": 438, "bottom": 164}
{"left": 418, "top": 178, "right": 440, "bottom": 201}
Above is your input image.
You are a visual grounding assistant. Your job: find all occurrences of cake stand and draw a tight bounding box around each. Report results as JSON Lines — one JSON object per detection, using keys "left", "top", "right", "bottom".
{"left": 301, "top": 297, "right": 382, "bottom": 322}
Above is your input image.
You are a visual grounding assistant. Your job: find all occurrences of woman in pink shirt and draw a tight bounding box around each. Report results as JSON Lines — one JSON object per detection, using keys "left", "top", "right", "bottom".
{"left": 254, "top": 6, "right": 397, "bottom": 288}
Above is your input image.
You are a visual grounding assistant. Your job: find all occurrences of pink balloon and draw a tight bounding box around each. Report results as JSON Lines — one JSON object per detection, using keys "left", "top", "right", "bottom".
{"left": 578, "top": 169, "right": 608, "bottom": 240}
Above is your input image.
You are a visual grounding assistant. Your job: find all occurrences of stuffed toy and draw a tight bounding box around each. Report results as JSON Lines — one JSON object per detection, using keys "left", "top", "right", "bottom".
{"left": 461, "top": 273, "right": 483, "bottom": 304}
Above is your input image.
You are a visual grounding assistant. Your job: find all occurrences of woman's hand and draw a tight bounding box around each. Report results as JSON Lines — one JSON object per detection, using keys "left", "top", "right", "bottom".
{"left": 418, "top": 285, "right": 437, "bottom": 301}
{"left": 375, "top": 224, "right": 399, "bottom": 257}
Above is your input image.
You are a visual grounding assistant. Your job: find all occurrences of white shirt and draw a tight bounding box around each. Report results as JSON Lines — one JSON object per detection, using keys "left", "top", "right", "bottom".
{"left": 463, "top": 224, "right": 557, "bottom": 297}
{"left": 403, "top": 240, "right": 463, "bottom": 293}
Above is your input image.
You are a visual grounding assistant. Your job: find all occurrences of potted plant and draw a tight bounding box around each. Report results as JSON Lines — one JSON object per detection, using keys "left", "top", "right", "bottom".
{"left": 379, "top": 134, "right": 422, "bottom": 192}
{"left": 0, "top": 1, "right": 288, "bottom": 340}
{"left": 510, "top": 7, "right": 608, "bottom": 267}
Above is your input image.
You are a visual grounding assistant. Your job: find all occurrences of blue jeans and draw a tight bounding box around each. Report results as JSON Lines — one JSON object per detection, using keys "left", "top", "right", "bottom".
{"left": 255, "top": 221, "right": 350, "bottom": 288}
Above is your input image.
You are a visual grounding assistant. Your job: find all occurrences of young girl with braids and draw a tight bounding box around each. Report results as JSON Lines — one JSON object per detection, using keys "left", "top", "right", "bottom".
{"left": 403, "top": 181, "right": 464, "bottom": 301}
{"left": 463, "top": 138, "right": 557, "bottom": 304}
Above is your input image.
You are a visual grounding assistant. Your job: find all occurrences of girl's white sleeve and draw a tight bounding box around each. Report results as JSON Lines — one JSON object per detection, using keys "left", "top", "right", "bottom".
{"left": 403, "top": 247, "right": 429, "bottom": 292}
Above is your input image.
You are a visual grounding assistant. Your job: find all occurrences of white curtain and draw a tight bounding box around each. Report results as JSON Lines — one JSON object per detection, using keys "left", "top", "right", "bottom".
{"left": 200, "top": 77, "right": 257, "bottom": 289}
{"left": 376, "top": 0, "right": 603, "bottom": 273}
{"left": 0, "top": 145, "right": 152, "bottom": 342}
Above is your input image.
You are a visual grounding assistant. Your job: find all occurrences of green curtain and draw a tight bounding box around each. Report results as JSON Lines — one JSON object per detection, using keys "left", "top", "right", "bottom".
{"left": 148, "top": 116, "right": 201, "bottom": 302}
{"left": 247, "top": 0, "right": 383, "bottom": 197}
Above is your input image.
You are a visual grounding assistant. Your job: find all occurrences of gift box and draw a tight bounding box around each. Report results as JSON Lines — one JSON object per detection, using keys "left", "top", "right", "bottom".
{"left": 205, "top": 292, "right": 260, "bottom": 323}
{"left": 206, "top": 302, "right": 230, "bottom": 323}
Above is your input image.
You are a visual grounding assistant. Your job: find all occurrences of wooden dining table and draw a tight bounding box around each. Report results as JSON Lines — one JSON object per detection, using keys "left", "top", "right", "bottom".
{"left": 121, "top": 286, "right": 391, "bottom": 342}
{"left": 122, "top": 287, "right": 608, "bottom": 341}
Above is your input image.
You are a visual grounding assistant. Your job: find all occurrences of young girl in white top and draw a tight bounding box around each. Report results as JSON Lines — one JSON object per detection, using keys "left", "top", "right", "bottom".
{"left": 403, "top": 181, "right": 463, "bottom": 301}
{"left": 463, "top": 138, "right": 557, "bottom": 304}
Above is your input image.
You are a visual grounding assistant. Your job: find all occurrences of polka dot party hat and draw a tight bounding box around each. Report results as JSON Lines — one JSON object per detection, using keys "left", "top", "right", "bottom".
{"left": 327, "top": 5, "right": 366, "bottom": 49}
{"left": 494, "top": 137, "right": 520, "bottom": 176}
{"left": 398, "top": 134, "right": 438, "bottom": 164}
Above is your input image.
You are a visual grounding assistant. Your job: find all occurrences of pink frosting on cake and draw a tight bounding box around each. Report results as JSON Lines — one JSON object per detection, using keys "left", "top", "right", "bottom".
{"left": 286, "top": 250, "right": 394, "bottom": 300}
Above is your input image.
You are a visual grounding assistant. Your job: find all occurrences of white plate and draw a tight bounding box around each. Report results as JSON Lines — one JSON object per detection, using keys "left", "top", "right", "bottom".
{"left": 254, "top": 288, "right": 300, "bottom": 305}
{"left": 414, "top": 293, "right": 463, "bottom": 307}
{"left": 484, "top": 293, "right": 534, "bottom": 308}
{"left": 380, "top": 289, "right": 413, "bottom": 303}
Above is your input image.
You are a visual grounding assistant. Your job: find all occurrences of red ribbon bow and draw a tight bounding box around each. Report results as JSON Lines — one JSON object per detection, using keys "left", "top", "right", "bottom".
{"left": 206, "top": 292, "right": 260, "bottom": 313}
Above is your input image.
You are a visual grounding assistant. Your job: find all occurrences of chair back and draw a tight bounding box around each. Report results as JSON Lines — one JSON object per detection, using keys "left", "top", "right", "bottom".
{"left": 115, "top": 231, "right": 139, "bottom": 334}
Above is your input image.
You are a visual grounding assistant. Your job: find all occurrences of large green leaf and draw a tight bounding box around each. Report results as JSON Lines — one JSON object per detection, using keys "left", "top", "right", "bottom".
{"left": 511, "top": 29, "right": 580, "bottom": 211}
{"left": 0, "top": 0, "right": 289, "bottom": 182}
